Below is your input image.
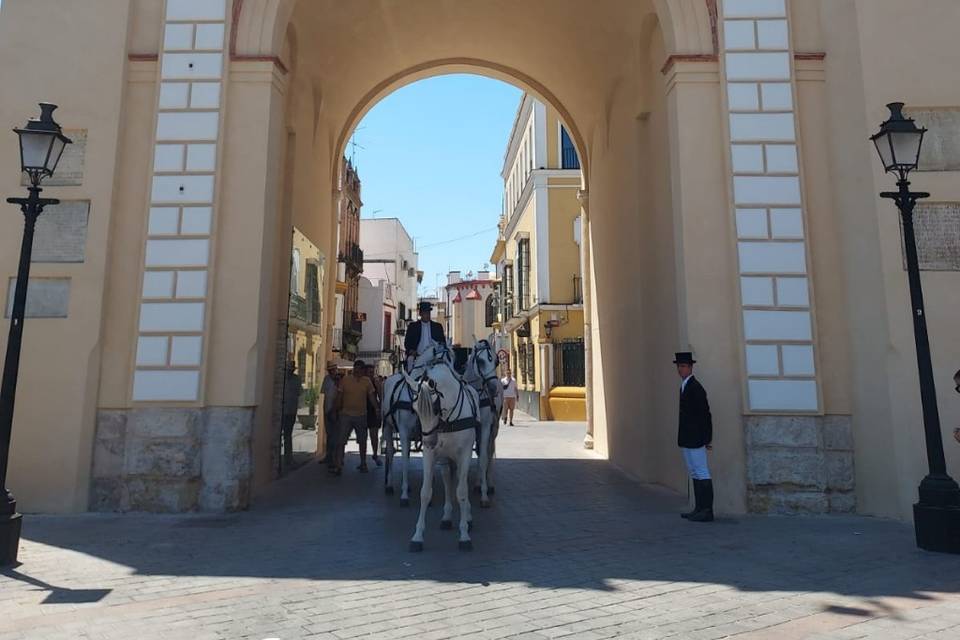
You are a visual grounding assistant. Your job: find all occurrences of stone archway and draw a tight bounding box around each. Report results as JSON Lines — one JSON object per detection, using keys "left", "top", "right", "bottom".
{"left": 222, "top": 0, "right": 729, "bottom": 505}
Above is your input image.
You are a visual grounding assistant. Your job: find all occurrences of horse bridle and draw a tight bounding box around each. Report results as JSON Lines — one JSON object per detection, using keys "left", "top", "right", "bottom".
{"left": 418, "top": 368, "right": 477, "bottom": 437}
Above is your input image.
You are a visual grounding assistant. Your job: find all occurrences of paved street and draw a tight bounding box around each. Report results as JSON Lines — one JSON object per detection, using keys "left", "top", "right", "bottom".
{"left": 2, "top": 415, "right": 960, "bottom": 640}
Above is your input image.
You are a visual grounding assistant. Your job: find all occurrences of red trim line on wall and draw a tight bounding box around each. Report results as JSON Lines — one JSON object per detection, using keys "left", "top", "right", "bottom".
{"left": 794, "top": 52, "right": 826, "bottom": 61}
{"left": 660, "top": 54, "right": 718, "bottom": 75}
{"left": 128, "top": 53, "right": 159, "bottom": 62}
{"left": 232, "top": 54, "right": 289, "bottom": 74}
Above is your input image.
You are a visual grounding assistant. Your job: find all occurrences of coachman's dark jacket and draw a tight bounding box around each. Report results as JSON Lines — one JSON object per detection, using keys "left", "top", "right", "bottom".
{"left": 403, "top": 320, "right": 446, "bottom": 354}
{"left": 678, "top": 376, "right": 712, "bottom": 449}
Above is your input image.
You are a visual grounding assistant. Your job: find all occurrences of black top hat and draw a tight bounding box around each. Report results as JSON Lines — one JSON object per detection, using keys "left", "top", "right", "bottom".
{"left": 418, "top": 301, "right": 433, "bottom": 312}
{"left": 673, "top": 352, "right": 696, "bottom": 365}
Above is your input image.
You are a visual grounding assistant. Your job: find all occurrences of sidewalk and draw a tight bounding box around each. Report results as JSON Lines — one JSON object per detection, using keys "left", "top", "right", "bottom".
{"left": 2, "top": 420, "right": 959, "bottom": 639}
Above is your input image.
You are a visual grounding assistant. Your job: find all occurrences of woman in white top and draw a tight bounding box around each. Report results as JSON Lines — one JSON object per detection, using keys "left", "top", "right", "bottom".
{"left": 500, "top": 370, "right": 518, "bottom": 426}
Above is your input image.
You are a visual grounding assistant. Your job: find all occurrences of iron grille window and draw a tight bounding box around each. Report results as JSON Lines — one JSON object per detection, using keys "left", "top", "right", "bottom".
{"left": 525, "top": 340, "right": 535, "bottom": 385}
{"left": 560, "top": 126, "right": 580, "bottom": 170}
{"left": 518, "top": 341, "right": 528, "bottom": 385}
{"left": 504, "top": 266, "right": 515, "bottom": 318}
{"left": 517, "top": 239, "right": 531, "bottom": 311}
{"left": 305, "top": 263, "right": 321, "bottom": 325}
{"left": 553, "top": 338, "right": 585, "bottom": 387}
{"left": 485, "top": 294, "right": 497, "bottom": 327}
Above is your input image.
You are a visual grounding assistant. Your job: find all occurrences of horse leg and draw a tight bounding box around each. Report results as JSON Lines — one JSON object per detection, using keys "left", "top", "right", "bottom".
{"left": 457, "top": 445, "right": 473, "bottom": 551}
{"left": 399, "top": 429, "right": 411, "bottom": 506}
{"left": 477, "top": 414, "right": 491, "bottom": 507}
{"left": 410, "top": 446, "right": 433, "bottom": 552}
{"left": 383, "top": 418, "right": 394, "bottom": 494}
{"left": 439, "top": 460, "right": 454, "bottom": 530}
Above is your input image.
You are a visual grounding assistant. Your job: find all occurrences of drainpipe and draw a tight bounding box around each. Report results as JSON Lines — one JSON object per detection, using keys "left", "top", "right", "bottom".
{"left": 577, "top": 189, "right": 594, "bottom": 449}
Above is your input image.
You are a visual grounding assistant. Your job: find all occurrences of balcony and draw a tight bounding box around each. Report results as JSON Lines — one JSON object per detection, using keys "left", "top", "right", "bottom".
{"left": 289, "top": 293, "right": 321, "bottom": 328}
{"left": 338, "top": 242, "right": 364, "bottom": 274}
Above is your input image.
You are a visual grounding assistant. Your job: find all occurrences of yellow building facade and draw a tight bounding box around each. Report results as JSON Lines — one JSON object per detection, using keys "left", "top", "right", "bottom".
{"left": 491, "top": 95, "right": 586, "bottom": 421}
{"left": 2, "top": 1, "right": 960, "bottom": 522}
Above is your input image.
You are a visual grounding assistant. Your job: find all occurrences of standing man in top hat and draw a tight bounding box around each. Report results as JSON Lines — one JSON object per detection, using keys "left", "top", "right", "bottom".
{"left": 674, "top": 351, "right": 714, "bottom": 522}
{"left": 404, "top": 301, "right": 446, "bottom": 368}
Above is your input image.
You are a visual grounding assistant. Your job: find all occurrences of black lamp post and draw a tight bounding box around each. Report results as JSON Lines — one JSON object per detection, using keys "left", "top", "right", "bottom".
{"left": 871, "top": 102, "right": 960, "bottom": 554}
{"left": 0, "top": 103, "right": 72, "bottom": 566}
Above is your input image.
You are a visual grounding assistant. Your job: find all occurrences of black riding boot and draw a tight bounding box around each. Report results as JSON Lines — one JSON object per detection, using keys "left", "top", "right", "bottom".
{"left": 681, "top": 479, "right": 702, "bottom": 519}
{"left": 689, "top": 479, "right": 714, "bottom": 522}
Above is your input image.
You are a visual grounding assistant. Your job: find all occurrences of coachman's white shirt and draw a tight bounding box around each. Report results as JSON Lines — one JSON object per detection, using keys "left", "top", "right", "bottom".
{"left": 417, "top": 321, "right": 435, "bottom": 355}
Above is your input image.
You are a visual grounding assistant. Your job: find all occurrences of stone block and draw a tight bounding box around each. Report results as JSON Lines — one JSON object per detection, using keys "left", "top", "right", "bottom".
{"left": 125, "top": 478, "right": 200, "bottom": 512}
{"left": 747, "top": 448, "right": 825, "bottom": 490}
{"left": 828, "top": 492, "right": 857, "bottom": 514}
{"left": 745, "top": 415, "right": 819, "bottom": 448}
{"left": 748, "top": 490, "right": 828, "bottom": 514}
{"left": 124, "top": 438, "right": 200, "bottom": 478}
{"left": 33, "top": 200, "right": 90, "bottom": 263}
{"left": 89, "top": 478, "right": 125, "bottom": 512}
{"left": 5, "top": 278, "right": 71, "bottom": 318}
{"left": 825, "top": 451, "right": 855, "bottom": 491}
{"left": 199, "top": 407, "right": 254, "bottom": 511}
{"left": 127, "top": 408, "right": 201, "bottom": 439}
{"left": 822, "top": 415, "right": 854, "bottom": 450}
{"left": 92, "top": 411, "right": 127, "bottom": 478}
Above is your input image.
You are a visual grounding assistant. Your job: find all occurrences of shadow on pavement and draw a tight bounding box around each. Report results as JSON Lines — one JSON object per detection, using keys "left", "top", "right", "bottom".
{"left": 17, "top": 450, "right": 960, "bottom": 605}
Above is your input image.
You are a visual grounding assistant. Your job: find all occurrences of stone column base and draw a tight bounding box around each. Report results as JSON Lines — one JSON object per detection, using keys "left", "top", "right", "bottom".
{"left": 745, "top": 415, "right": 856, "bottom": 514}
{"left": 90, "top": 407, "right": 254, "bottom": 512}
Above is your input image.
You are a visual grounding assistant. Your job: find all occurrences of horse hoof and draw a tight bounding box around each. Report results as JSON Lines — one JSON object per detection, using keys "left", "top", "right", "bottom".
{"left": 440, "top": 520, "right": 452, "bottom": 530}
{"left": 399, "top": 498, "right": 410, "bottom": 507}
{"left": 480, "top": 499, "right": 491, "bottom": 509}
{"left": 409, "top": 541, "right": 423, "bottom": 553}
{"left": 385, "top": 486, "right": 395, "bottom": 495}
{"left": 458, "top": 540, "right": 473, "bottom": 552}
{"left": 488, "top": 486, "right": 496, "bottom": 496}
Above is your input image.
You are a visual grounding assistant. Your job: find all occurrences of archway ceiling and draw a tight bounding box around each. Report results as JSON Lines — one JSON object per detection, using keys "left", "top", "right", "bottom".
{"left": 233, "top": 0, "right": 716, "bottom": 174}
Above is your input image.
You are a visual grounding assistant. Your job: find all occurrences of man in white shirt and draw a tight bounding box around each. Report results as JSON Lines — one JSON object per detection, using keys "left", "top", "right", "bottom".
{"left": 500, "top": 369, "right": 518, "bottom": 426}
{"left": 404, "top": 301, "right": 446, "bottom": 368}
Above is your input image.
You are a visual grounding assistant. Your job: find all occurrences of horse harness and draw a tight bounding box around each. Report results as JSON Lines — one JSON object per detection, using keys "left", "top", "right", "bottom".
{"left": 421, "top": 368, "right": 480, "bottom": 437}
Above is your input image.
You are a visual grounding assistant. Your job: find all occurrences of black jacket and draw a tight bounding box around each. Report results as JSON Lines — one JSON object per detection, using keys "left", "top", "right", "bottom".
{"left": 678, "top": 376, "right": 712, "bottom": 448}
{"left": 404, "top": 320, "right": 446, "bottom": 354}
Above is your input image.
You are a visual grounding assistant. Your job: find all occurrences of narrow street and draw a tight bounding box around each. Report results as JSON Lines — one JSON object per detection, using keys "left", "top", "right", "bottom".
{"left": 2, "top": 417, "right": 959, "bottom": 639}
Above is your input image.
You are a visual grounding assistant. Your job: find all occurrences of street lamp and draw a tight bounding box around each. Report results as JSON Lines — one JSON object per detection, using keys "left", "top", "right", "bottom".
{"left": 1, "top": 103, "right": 72, "bottom": 566}
{"left": 871, "top": 102, "right": 960, "bottom": 554}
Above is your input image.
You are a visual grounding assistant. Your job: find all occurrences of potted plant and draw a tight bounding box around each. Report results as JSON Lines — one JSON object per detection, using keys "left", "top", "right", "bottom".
{"left": 300, "top": 385, "right": 319, "bottom": 430}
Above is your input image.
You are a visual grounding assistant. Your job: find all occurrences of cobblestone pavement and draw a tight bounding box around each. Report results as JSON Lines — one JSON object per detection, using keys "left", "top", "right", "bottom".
{"left": 3, "top": 415, "right": 960, "bottom": 640}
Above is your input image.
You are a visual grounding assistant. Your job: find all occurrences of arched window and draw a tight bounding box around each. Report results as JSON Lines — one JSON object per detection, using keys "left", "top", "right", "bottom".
{"left": 485, "top": 294, "right": 497, "bottom": 327}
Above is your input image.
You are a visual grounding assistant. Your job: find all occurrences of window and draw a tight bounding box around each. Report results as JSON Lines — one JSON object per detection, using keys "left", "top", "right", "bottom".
{"left": 485, "top": 294, "right": 497, "bottom": 327}
{"left": 560, "top": 126, "right": 580, "bottom": 170}
{"left": 517, "top": 239, "right": 531, "bottom": 311}
{"left": 518, "top": 341, "right": 528, "bottom": 385}
{"left": 383, "top": 311, "right": 392, "bottom": 351}
{"left": 305, "top": 263, "right": 321, "bottom": 325}
{"left": 504, "top": 264, "right": 515, "bottom": 318}
{"left": 290, "top": 248, "right": 301, "bottom": 294}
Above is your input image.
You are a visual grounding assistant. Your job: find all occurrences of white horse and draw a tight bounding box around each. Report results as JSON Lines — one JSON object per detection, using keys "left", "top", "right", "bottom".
{"left": 382, "top": 345, "right": 448, "bottom": 505}
{"left": 463, "top": 338, "right": 503, "bottom": 506}
{"left": 403, "top": 357, "right": 480, "bottom": 552}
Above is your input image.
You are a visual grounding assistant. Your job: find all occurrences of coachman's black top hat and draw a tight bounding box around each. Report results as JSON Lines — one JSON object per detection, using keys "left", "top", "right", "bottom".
{"left": 673, "top": 352, "right": 696, "bottom": 365}
{"left": 418, "top": 301, "right": 433, "bottom": 312}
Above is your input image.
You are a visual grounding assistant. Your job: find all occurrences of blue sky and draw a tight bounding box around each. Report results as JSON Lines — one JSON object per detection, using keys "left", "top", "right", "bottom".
{"left": 351, "top": 74, "right": 522, "bottom": 297}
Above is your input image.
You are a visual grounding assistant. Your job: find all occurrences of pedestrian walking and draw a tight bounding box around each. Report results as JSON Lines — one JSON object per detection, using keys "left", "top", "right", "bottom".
{"left": 674, "top": 351, "right": 714, "bottom": 522}
{"left": 953, "top": 369, "right": 960, "bottom": 446}
{"left": 337, "top": 360, "right": 379, "bottom": 473}
{"left": 501, "top": 369, "right": 518, "bottom": 426}
{"left": 320, "top": 362, "right": 339, "bottom": 469}
{"left": 281, "top": 360, "right": 302, "bottom": 468}
{"left": 366, "top": 364, "right": 383, "bottom": 467}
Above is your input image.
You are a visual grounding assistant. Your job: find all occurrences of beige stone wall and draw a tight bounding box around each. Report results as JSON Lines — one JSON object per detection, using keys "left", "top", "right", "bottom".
{"left": 6, "top": 0, "right": 957, "bottom": 520}
{"left": 0, "top": 0, "right": 132, "bottom": 511}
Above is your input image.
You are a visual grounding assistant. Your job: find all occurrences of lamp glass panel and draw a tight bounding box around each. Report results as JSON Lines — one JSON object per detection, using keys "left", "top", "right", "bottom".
{"left": 47, "top": 137, "right": 67, "bottom": 174}
{"left": 890, "top": 131, "right": 922, "bottom": 170}
{"left": 19, "top": 131, "right": 54, "bottom": 172}
{"left": 873, "top": 133, "right": 894, "bottom": 171}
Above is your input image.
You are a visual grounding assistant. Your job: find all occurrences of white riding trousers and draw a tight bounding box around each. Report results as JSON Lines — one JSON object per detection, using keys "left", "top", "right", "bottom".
{"left": 681, "top": 446, "right": 711, "bottom": 480}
